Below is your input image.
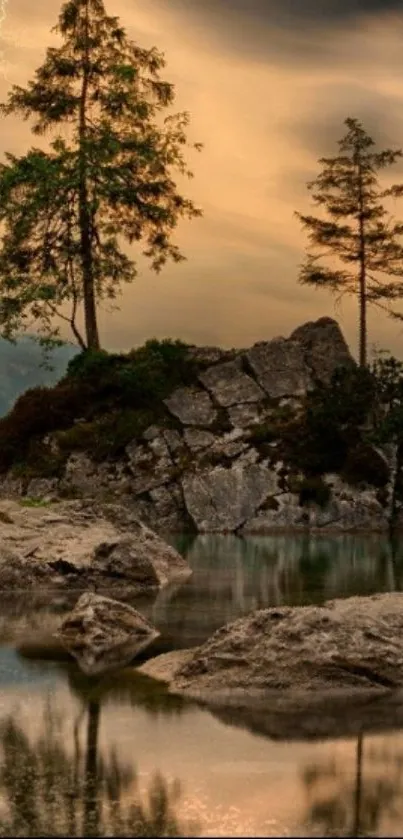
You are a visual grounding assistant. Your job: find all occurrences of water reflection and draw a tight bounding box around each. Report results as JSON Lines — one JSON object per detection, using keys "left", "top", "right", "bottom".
{"left": 0, "top": 670, "right": 190, "bottom": 837}
{"left": 302, "top": 734, "right": 403, "bottom": 836}
{"left": 3, "top": 534, "right": 403, "bottom": 836}
{"left": 154, "top": 533, "right": 403, "bottom": 647}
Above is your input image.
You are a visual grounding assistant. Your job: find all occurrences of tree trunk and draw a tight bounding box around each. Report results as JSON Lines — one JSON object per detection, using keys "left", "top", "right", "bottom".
{"left": 78, "top": 0, "right": 100, "bottom": 351}
{"left": 357, "top": 161, "right": 367, "bottom": 368}
{"left": 359, "top": 262, "right": 367, "bottom": 368}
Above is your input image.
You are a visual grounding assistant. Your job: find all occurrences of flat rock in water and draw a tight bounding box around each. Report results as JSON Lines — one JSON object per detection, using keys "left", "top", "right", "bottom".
{"left": 0, "top": 499, "right": 191, "bottom": 595}
{"left": 142, "top": 594, "right": 403, "bottom": 702}
{"left": 57, "top": 592, "right": 160, "bottom": 675}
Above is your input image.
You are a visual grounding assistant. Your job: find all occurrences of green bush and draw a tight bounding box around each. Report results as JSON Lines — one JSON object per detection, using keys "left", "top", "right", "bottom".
{"left": 0, "top": 382, "right": 89, "bottom": 472}
{"left": 66, "top": 348, "right": 122, "bottom": 380}
{"left": 0, "top": 338, "right": 199, "bottom": 473}
{"left": 56, "top": 409, "right": 156, "bottom": 461}
{"left": 248, "top": 422, "right": 278, "bottom": 446}
{"left": 282, "top": 365, "right": 376, "bottom": 476}
{"left": 298, "top": 476, "right": 331, "bottom": 508}
{"left": 341, "top": 443, "right": 389, "bottom": 488}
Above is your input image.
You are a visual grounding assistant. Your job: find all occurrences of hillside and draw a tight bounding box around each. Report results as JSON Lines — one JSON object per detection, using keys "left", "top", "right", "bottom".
{"left": 0, "top": 317, "right": 400, "bottom": 534}
{"left": 0, "top": 337, "right": 78, "bottom": 417}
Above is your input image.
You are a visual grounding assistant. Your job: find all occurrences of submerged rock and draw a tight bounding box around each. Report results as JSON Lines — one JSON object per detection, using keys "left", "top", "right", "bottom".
{"left": 57, "top": 592, "right": 160, "bottom": 675}
{"left": 140, "top": 593, "right": 403, "bottom": 702}
{"left": 0, "top": 499, "right": 191, "bottom": 595}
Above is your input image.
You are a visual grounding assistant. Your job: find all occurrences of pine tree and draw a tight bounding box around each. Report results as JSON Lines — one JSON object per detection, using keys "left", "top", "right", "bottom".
{"left": 0, "top": 0, "right": 202, "bottom": 350}
{"left": 295, "top": 118, "right": 403, "bottom": 367}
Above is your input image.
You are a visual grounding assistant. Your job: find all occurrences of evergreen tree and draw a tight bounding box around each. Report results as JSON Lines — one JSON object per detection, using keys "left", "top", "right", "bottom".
{"left": 0, "top": 0, "right": 202, "bottom": 350}
{"left": 295, "top": 118, "right": 403, "bottom": 367}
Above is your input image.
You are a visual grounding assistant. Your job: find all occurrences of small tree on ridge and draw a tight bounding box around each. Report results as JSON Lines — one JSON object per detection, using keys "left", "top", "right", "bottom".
{"left": 296, "top": 117, "right": 403, "bottom": 367}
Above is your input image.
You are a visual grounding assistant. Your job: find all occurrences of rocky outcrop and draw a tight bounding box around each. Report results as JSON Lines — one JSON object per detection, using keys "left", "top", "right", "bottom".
{"left": 291, "top": 316, "right": 354, "bottom": 383}
{"left": 1, "top": 316, "right": 390, "bottom": 534}
{"left": 57, "top": 592, "right": 160, "bottom": 675}
{"left": 163, "top": 386, "right": 217, "bottom": 426}
{"left": 139, "top": 593, "right": 403, "bottom": 700}
{"left": 182, "top": 463, "right": 279, "bottom": 532}
{"left": 0, "top": 499, "right": 191, "bottom": 595}
{"left": 246, "top": 337, "right": 311, "bottom": 398}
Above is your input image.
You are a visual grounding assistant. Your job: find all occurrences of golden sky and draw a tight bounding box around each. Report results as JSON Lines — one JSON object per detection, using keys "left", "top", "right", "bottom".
{"left": 1, "top": 0, "right": 403, "bottom": 357}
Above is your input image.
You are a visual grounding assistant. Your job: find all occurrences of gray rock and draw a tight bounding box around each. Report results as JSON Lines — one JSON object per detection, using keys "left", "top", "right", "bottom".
{"left": 184, "top": 428, "right": 216, "bottom": 451}
{"left": 61, "top": 452, "right": 96, "bottom": 494}
{"left": 165, "top": 593, "right": 403, "bottom": 698}
{"left": 186, "top": 345, "right": 235, "bottom": 365}
{"left": 182, "top": 464, "right": 279, "bottom": 532}
{"left": 164, "top": 386, "right": 217, "bottom": 426}
{"left": 163, "top": 429, "right": 186, "bottom": 457}
{"left": 246, "top": 338, "right": 311, "bottom": 398}
{"left": 199, "top": 359, "right": 265, "bottom": 407}
{"left": 228, "top": 403, "right": 263, "bottom": 428}
{"left": 25, "top": 478, "right": 59, "bottom": 500}
{"left": 147, "top": 484, "right": 186, "bottom": 531}
{"left": 142, "top": 425, "right": 161, "bottom": 442}
{"left": 291, "top": 316, "right": 354, "bottom": 383}
{"left": 209, "top": 429, "right": 248, "bottom": 460}
{"left": 57, "top": 592, "right": 160, "bottom": 675}
{"left": 242, "top": 492, "right": 307, "bottom": 532}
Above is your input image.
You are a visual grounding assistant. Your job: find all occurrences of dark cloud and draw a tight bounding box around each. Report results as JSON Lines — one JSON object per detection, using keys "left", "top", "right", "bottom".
{"left": 163, "top": 0, "right": 403, "bottom": 66}
{"left": 168, "top": 0, "right": 402, "bottom": 25}
{"left": 280, "top": 84, "right": 403, "bottom": 159}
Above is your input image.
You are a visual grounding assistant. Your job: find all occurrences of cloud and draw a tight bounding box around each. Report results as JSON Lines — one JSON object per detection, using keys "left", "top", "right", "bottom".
{"left": 1, "top": 0, "right": 403, "bottom": 358}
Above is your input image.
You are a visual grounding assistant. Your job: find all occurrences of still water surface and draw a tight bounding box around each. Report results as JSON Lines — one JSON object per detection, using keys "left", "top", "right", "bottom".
{"left": 1, "top": 533, "right": 403, "bottom": 836}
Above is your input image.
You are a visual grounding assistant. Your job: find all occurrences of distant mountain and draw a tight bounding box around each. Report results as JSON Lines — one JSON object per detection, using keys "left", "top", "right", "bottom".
{"left": 0, "top": 336, "right": 79, "bottom": 417}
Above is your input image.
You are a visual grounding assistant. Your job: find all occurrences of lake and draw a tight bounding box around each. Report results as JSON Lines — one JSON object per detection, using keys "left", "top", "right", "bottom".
{"left": 1, "top": 532, "right": 403, "bottom": 836}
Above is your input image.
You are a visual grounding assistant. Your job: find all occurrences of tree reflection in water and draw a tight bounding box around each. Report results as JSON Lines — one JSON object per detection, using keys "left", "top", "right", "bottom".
{"left": 302, "top": 733, "right": 403, "bottom": 836}
{"left": 0, "top": 682, "right": 186, "bottom": 837}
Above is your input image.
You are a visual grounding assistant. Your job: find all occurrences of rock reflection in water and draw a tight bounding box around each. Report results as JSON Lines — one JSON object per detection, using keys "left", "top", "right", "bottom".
{"left": 158, "top": 533, "right": 403, "bottom": 643}
{"left": 0, "top": 669, "right": 190, "bottom": 837}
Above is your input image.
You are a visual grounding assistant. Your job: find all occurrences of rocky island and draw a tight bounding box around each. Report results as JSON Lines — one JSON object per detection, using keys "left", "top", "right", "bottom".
{"left": 0, "top": 315, "right": 400, "bottom": 533}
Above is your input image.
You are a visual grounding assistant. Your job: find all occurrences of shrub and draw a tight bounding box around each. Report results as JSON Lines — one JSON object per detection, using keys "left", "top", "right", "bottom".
{"left": 341, "top": 443, "right": 389, "bottom": 488}
{"left": 56, "top": 409, "right": 156, "bottom": 461}
{"left": 281, "top": 365, "right": 376, "bottom": 477}
{"left": 248, "top": 422, "right": 278, "bottom": 446}
{"left": 298, "top": 476, "right": 331, "bottom": 508}
{"left": 0, "top": 338, "right": 199, "bottom": 473}
{"left": 0, "top": 382, "right": 90, "bottom": 473}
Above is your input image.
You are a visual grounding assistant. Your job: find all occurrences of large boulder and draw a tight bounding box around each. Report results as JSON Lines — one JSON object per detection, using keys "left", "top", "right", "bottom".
{"left": 0, "top": 499, "right": 191, "bottom": 595}
{"left": 57, "top": 592, "right": 160, "bottom": 675}
{"left": 182, "top": 464, "right": 279, "bottom": 532}
{"left": 246, "top": 337, "right": 311, "bottom": 398}
{"left": 199, "top": 358, "right": 265, "bottom": 407}
{"left": 291, "top": 316, "right": 354, "bottom": 383}
{"left": 164, "top": 386, "right": 217, "bottom": 426}
{"left": 140, "top": 593, "right": 403, "bottom": 701}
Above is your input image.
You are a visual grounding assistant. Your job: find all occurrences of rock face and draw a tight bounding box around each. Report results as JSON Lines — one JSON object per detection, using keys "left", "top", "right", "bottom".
{"left": 141, "top": 593, "right": 403, "bottom": 700}
{"left": 291, "top": 316, "right": 354, "bottom": 383}
{"left": 163, "top": 386, "right": 217, "bottom": 426}
{"left": 0, "top": 499, "right": 191, "bottom": 594}
{"left": 199, "top": 359, "right": 265, "bottom": 406}
{"left": 57, "top": 592, "right": 160, "bottom": 675}
{"left": 0, "top": 316, "right": 390, "bottom": 534}
{"left": 182, "top": 464, "right": 279, "bottom": 532}
{"left": 246, "top": 338, "right": 311, "bottom": 398}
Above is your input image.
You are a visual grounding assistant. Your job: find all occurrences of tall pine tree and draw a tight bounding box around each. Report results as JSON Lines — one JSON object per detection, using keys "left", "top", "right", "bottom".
{"left": 0, "top": 0, "right": 202, "bottom": 350}
{"left": 296, "top": 118, "right": 403, "bottom": 367}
